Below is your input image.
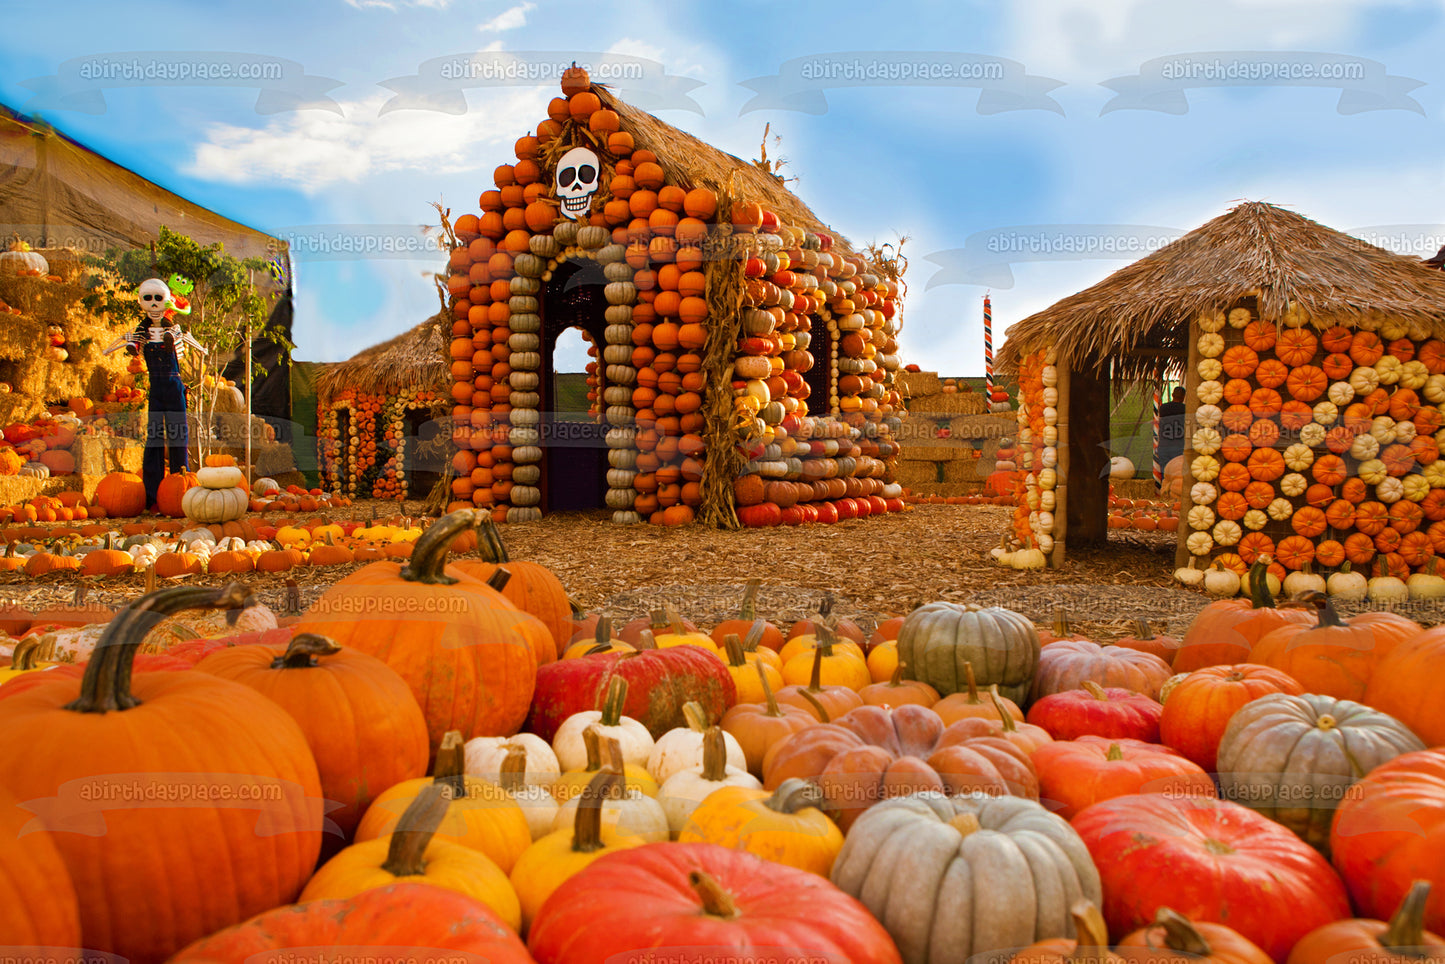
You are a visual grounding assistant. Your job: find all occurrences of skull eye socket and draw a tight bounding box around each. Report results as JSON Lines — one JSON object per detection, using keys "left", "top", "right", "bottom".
{"left": 558, "top": 167, "right": 576, "bottom": 188}
{"left": 577, "top": 165, "right": 596, "bottom": 185}
{"left": 141, "top": 294, "right": 164, "bottom": 302}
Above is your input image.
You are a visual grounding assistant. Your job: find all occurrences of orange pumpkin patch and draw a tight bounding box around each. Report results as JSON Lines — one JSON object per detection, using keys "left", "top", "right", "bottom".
{"left": 1350, "top": 331, "right": 1385, "bottom": 366}
{"left": 1285, "top": 365, "right": 1326, "bottom": 402}
{"left": 1275, "top": 328, "right": 1319, "bottom": 366}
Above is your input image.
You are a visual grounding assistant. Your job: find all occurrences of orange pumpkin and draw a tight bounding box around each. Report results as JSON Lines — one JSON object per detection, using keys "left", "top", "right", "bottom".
{"left": 1342, "top": 477, "right": 1370, "bottom": 504}
{"left": 1247, "top": 420, "right": 1280, "bottom": 449}
{"left": 1316, "top": 539, "right": 1347, "bottom": 568}
{"left": 1218, "top": 462, "right": 1252, "bottom": 492}
{"left": 1285, "top": 365, "right": 1327, "bottom": 402}
{"left": 1247, "top": 447, "right": 1285, "bottom": 482}
{"left": 1312, "top": 454, "right": 1347, "bottom": 486}
{"left": 1237, "top": 532, "right": 1276, "bottom": 564}
{"left": 1250, "top": 388, "right": 1283, "bottom": 415}
{"left": 1350, "top": 331, "right": 1385, "bottom": 366}
{"left": 1220, "top": 434, "right": 1253, "bottom": 462}
{"left": 1291, "top": 505, "right": 1328, "bottom": 538}
{"left": 1382, "top": 444, "right": 1416, "bottom": 478}
{"left": 1255, "top": 358, "right": 1289, "bottom": 389}
{"left": 1276, "top": 328, "right": 1319, "bottom": 367}
{"left": 1374, "top": 527, "right": 1403, "bottom": 556}
{"left": 1355, "top": 502, "right": 1390, "bottom": 536}
{"left": 1419, "top": 338, "right": 1445, "bottom": 373}
{"left": 1250, "top": 593, "right": 1422, "bottom": 702}
{"left": 1216, "top": 491, "right": 1249, "bottom": 520}
{"left": 1275, "top": 535, "right": 1316, "bottom": 570}
{"left": 1322, "top": 352, "right": 1355, "bottom": 380}
{"left": 1397, "top": 531, "right": 1434, "bottom": 567}
{"left": 1221, "top": 405, "right": 1255, "bottom": 433}
{"left": 1344, "top": 532, "right": 1378, "bottom": 565}
{"left": 1410, "top": 435, "right": 1440, "bottom": 468}
{"left": 1279, "top": 400, "right": 1313, "bottom": 431}
{"left": 1320, "top": 326, "right": 1355, "bottom": 354}
{"left": 1223, "top": 379, "right": 1255, "bottom": 406}
{"left": 1243, "top": 320, "right": 1279, "bottom": 352}
{"left": 1389, "top": 389, "right": 1421, "bottom": 422}
{"left": 1415, "top": 407, "right": 1444, "bottom": 436}
{"left": 1422, "top": 490, "right": 1445, "bottom": 522}
{"left": 1221, "top": 346, "right": 1260, "bottom": 378}
{"left": 1243, "top": 481, "right": 1275, "bottom": 510}
{"left": 1325, "top": 499, "right": 1356, "bottom": 531}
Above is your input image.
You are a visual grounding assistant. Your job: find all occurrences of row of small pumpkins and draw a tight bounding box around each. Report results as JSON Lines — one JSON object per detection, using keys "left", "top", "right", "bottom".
{"left": 3, "top": 511, "right": 1445, "bottom": 963}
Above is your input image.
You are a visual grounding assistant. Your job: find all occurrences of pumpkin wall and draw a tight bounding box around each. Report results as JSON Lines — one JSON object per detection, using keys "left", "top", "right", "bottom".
{"left": 1178, "top": 301, "right": 1445, "bottom": 582}
{"left": 1011, "top": 348, "right": 1059, "bottom": 558}
{"left": 319, "top": 388, "right": 445, "bottom": 500}
{"left": 441, "top": 74, "right": 907, "bottom": 526}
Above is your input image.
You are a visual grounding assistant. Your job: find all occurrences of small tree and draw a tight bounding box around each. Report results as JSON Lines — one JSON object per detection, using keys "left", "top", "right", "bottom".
{"left": 82, "top": 226, "right": 292, "bottom": 462}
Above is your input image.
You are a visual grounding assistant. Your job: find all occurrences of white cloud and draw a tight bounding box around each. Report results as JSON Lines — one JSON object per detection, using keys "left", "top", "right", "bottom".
{"left": 184, "top": 89, "right": 550, "bottom": 192}
{"left": 477, "top": 1, "right": 535, "bottom": 33}
{"left": 606, "top": 35, "right": 707, "bottom": 79}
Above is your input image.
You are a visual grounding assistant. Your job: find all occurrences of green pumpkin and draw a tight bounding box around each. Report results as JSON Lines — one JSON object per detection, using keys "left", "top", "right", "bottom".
{"left": 896, "top": 602, "right": 1040, "bottom": 705}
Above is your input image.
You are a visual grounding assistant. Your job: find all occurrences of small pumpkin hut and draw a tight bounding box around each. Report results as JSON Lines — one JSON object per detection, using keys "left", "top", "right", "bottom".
{"left": 443, "top": 69, "right": 906, "bottom": 526}
{"left": 315, "top": 313, "right": 449, "bottom": 500}
{"left": 996, "top": 201, "right": 1445, "bottom": 581}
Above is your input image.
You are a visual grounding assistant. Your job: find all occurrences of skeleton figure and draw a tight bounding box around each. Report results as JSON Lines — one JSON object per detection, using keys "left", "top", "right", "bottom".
{"left": 131, "top": 277, "right": 191, "bottom": 509}
{"left": 135, "top": 278, "right": 188, "bottom": 358}
{"left": 555, "top": 146, "right": 601, "bottom": 220}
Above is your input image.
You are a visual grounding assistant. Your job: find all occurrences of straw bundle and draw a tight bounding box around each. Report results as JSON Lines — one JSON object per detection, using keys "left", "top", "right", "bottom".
{"left": 908, "top": 392, "right": 983, "bottom": 416}
{"left": 893, "top": 460, "right": 941, "bottom": 485}
{"left": 697, "top": 184, "right": 747, "bottom": 530}
{"left": 896, "top": 370, "right": 941, "bottom": 397}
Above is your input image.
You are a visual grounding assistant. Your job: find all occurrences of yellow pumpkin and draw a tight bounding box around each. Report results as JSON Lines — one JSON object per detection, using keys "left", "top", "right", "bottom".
{"left": 677, "top": 777, "right": 844, "bottom": 877}
{"left": 780, "top": 627, "right": 870, "bottom": 691}
{"left": 301, "top": 783, "right": 521, "bottom": 932}
{"left": 551, "top": 726, "right": 659, "bottom": 802}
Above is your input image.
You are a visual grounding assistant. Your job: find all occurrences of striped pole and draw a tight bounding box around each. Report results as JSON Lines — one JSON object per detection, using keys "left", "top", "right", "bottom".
{"left": 983, "top": 294, "right": 993, "bottom": 398}
{"left": 1152, "top": 379, "right": 1163, "bottom": 487}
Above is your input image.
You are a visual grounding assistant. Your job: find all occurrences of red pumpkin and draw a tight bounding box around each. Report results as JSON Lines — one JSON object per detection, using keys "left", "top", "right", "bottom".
{"left": 527, "top": 842, "right": 904, "bottom": 964}
{"left": 1027, "top": 682, "right": 1164, "bottom": 742}
{"left": 170, "top": 882, "right": 533, "bottom": 962}
{"left": 1073, "top": 795, "right": 1352, "bottom": 961}
{"left": 0, "top": 584, "right": 325, "bottom": 962}
{"left": 1331, "top": 749, "right": 1445, "bottom": 934}
{"left": 1158, "top": 664, "right": 1303, "bottom": 773}
{"left": 1033, "top": 737, "right": 1215, "bottom": 820}
{"left": 527, "top": 642, "right": 735, "bottom": 742}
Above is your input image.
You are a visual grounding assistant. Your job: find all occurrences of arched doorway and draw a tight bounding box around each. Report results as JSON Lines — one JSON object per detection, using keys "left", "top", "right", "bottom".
{"left": 540, "top": 259, "right": 609, "bottom": 512}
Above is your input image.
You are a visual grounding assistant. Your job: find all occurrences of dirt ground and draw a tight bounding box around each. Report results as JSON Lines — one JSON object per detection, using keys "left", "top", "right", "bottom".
{"left": 3, "top": 503, "right": 1223, "bottom": 639}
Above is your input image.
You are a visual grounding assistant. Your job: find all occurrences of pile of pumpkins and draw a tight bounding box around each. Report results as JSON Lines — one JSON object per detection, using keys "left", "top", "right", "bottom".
{"left": 0, "top": 411, "right": 82, "bottom": 478}
{"left": 1177, "top": 547, "right": 1445, "bottom": 604}
{"left": 1107, "top": 495, "right": 1182, "bottom": 532}
{"left": 3, "top": 514, "right": 1443, "bottom": 964}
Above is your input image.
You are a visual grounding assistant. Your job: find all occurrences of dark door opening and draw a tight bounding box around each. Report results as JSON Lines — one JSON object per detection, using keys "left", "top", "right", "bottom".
{"left": 403, "top": 407, "right": 443, "bottom": 497}
{"left": 540, "top": 260, "right": 610, "bottom": 512}
{"left": 333, "top": 407, "right": 352, "bottom": 484}
{"left": 804, "top": 322, "right": 833, "bottom": 416}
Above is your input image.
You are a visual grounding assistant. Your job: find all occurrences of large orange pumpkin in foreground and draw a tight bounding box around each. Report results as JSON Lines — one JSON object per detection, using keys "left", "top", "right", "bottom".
{"left": 1249, "top": 592, "right": 1420, "bottom": 702}
{"left": 1173, "top": 562, "right": 1313, "bottom": 671}
{"left": 291, "top": 509, "right": 539, "bottom": 755}
{"left": 94, "top": 471, "right": 147, "bottom": 517}
{"left": 0, "top": 584, "right": 324, "bottom": 962}
{"left": 0, "top": 782, "right": 81, "bottom": 947}
{"left": 450, "top": 517, "right": 569, "bottom": 663}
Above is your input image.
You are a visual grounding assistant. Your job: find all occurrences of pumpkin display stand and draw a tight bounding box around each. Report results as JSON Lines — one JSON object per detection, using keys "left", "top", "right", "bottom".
{"left": 996, "top": 202, "right": 1445, "bottom": 582}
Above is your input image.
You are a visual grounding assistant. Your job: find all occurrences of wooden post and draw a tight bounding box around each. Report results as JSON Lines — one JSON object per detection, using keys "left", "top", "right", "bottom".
{"left": 1174, "top": 315, "right": 1204, "bottom": 569}
{"left": 1052, "top": 353, "right": 1070, "bottom": 568}
{"left": 1067, "top": 364, "right": 1110, "bottom": 544}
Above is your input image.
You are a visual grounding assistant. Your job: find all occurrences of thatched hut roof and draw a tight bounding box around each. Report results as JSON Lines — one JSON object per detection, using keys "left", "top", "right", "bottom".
{"left": 315, "top": 312, "right": 449, "bottom": 401}
{"left": 997, "top": 201, "right": 1445, "bottom": 378}
{"left": 584, "top": 86, "right": 875, "bottom": 266}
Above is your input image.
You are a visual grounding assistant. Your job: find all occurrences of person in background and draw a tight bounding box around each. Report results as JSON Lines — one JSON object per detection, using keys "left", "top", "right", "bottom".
{"left": 1156, "top": 387, "right": 1187, "bottom": 487}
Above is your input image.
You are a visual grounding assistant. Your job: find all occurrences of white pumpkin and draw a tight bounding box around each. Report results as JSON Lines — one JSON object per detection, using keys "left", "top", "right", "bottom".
{"left": 1357, "top": 458, "right": 1388, "bottom": 486}
{"left": 1394, "top": 420, "right": 1417, "bottom": 444}
{"left": 1197, "top": 380, "right": 1225, "bottom": 405}
{"left": 196, "top": 465, "right": 245, "bottom": 489}
{"left": 1282, "top": 444, "right": 1314, "bottom": 471}
{"left": 1327, "top": 563, "right": 1368, "bottom": 600}
{"left": 1368, "top": 573, "right": 1410, "bottom": 604}
{"left": 1402, "top": 474, "right": 1431, "bottom": 503}
{"left": 1108, "top": 456, "right": 1135, "bottom": 480}
{"left": 1192, "top": 428, "right": 1222, "bottom": 456}
{"left": 1375, "top": 356, "right": 1402, "bottom": 386}
{"left": 1425, "top": 462, "right": 1445, "bottom": 488}
{"left": 1283, "top": 567, "right": 1327, "bottom": 597}
{"left": 551, "top": 786, "right": 669, "bottom": 843}
{"left": 181, "top": 486, "right": 247, "bottom": 523}
{"left": 1278, "top": 474, "right": 1307, "bottom": 499}
{"left": 465, "top": 734, "right": 561, "bottom": 789}
{"left": 1211, "top": 519, "right": 1242, "bottom": 547}
{"left": 1190, "top": 481, "right": 1219, "bottom": 505}
{"left": 1041, "top": 365, "right": 1059, "bottom": 387}
{"left": 1198, "top": 358, "right": 1223, "bottom": 382}
{"left": 1010, "top": 546, "right": 1047, "bottom": 570}
{"left": 1195, "top": 404, "right": 1223, "bottom": 429}
{"left": 179, "top": 526, "right": 216, "bottom": 544}
{"left": 1409, "top": 572, "right": 1445, "bottom": 600}
{"left": 1197, "top": 309, "right": 1227, "bottom": 333}
{"left": 553, "top": 677, "right": 655, "bottom": 772}
{"left": 252, "top": 476, "right": 281, "bottom": 497}
{"left": 1186, "top": 531, "right": 1215, "bottom": 555}
{"left": 1350, "top": 367, "right": 1380, "bottom": 395}
{"left": 1376, "top": 476, "right": 1405, "bottom": 504}
{"left": 1227, "top": 308, "right": 1252, "bottom": 329}
{"left": 1197, "top": 332, "right": 1226, "bottom": 358}
{"left": 1191, "top": 455, "right": 1221, "bottom": 483}
{"left": 1370, "top": 416, "right": 1398, "bottom": 445}
{"left": 1175, "top": 558, "right": 1205, "bottom": 587}
{"left": 1423, "top": 374, "right": 1445, "bottom": 404}
{"left": 1188, "top": 505, "right": 1216, "bottom": 531}
{"left": 1204, "top": 563, "right": 1242, "bottom": 597}
{"left": 1298, "top": 422, "right": 1328, "bottom": 448}
{"left": 1267, "top": 497, "right": 1297, "bottom": 521}
{"left": 509, "top": 782, "right": 561, "bottom": 841}
{"left": 1327, "top": 381, "right": 1356, "bottom": 407}
{"left": 647, "top": 704, "right": 746, "bottom": 784}
{"left": 1312, "top": 400, "right": 1339, "bottom": 426}
{"left": 656, "top": 727, "right": 761, "bottom": 835}
{"left": 1242, "top": 509, "right": 1268, "bottom": 531}
{"left": 1399, "top": 360, "right": 1429, "bottom": 391}
{"left": 1351, "top": 435, "right": 1381, "bottom": 462}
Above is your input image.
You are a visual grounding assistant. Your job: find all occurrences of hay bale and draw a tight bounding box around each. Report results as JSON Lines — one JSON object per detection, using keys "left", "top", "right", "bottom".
{"left": 0, "top": 474, "right": 81, "bottom": 505}
{"left": 941, "top": 459, "right": 981, "bottom": 483}
{"left": 1112, "top": 477, "right": 1163, "bottom": 501}
{"left": 897, "top": 370, "right": 942, "bottom": 397}
{"left": 950, "top": 414, "right": 1015, "bottom": 443}
{"left": 908, "top": 392, "right": 984, "bottom": 416}
{"left": 72, "top": 436, "right": 143, "bottom": 477}
{"left": 893, "top": 460, "right": 941, "bottom": 485}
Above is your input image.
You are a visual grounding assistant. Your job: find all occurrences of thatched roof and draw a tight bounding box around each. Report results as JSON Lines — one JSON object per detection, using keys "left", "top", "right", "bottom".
{"left": 997, "top": 202, "right": 1445, "bottom": 378}
{"left": 315, "top": 312, "right": 449, "bottom": 401}
{"left": 592, "top": 87, "right": 873, "bottom": 265}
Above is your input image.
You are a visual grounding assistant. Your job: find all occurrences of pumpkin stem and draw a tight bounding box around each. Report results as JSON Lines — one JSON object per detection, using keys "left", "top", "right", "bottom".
{"left": 379, "top": 782, "right": 448, "bottom": 878}
{"left": 581, "top": 724, "right": 604, "bottom": 772}
{"left": 648, "top": 608, "right": 669, "bottom": 635}
{"left": 1068, "top": 901, "right": 1114, "bottom": 964}
{"left": 888, "top": 664, "right": 905, "bottom": 687}
{"left": 271, "top": 632, "right": 342, "bottom": 669}
{"left": 765, "top": 778, "right": 828, "bottom": 816}
{"left": 793, "top": 686, "right": 831, "bottom": 723}
{"left": 807, "top": 637, "right": 825, "bottom": 691}
{"left": 700, "top": 726, "right": 729, "bottom": 781}
{"left": 487, "top": 567, "right": 512, "bottom": 593}
{"left": 681, "top": 700, "right": 709, "bottom": 732}
{"left": 634, "top": 629, "right": 657, "bottom": 650}
{"left": 947, "top": 811, "right": 982, "bottom": 837}
{"left": 757, "top": 661, "right": 784, "bottom": 717}
{"left": 964, "top": 660, "right": 979, "bottom": 702}
{"left": 599, "top": 674, "right": 629, "bottom": 727}
{"left": 1148, "top": 908, "right": 1213, "bottom": 957}
{"left": 398, "top": 508, "right": 474, "bottom": 586}
{"left": 499, "top": 744, "right": 528, "bottom": 793}
{"left": 990, "top": 688, "right": 1017, "bottom": 731}
{"left": 1106, "top": 743, "right": 1125, "bottom": 762}
{"left": 742, "top": 619, "right": 766, "bottom": 652}
{"left": 688, "top": 870, "right": 740, "bottom": 920}
{"left": 1304, "top": 590, "right": 1348, "bottom": 628}
{"left": 476, "top": 517, "right": 511, "bottom": 564}
{"left": 1081, "top": 680, "right": 1108, "bottom": 701}
{"left": 8, "top": 636, "right": 41, "bottom": 671}
{"left": 665, "top": 602, "right": 686, "bottom": 638}
{"left": 723, "top": 634, "right": 747, "bottom": 668}
{"left": 1380, "top": 881, "right": 1433, "bottom": 956}
{"left": 595, "top": 615, "right": 612, "bottom": 646}
{"left": 431, "top": 730, "right": 468, "bottom": 798}
{"left": 65, "top": 582, "right": 253, "bottom": 714}
{"left": 1246, "top": 559, "right": 1277, "bottom": 610}
{"left": 1132, "top": 618, "right": 1154, "bottom": 641}
{"left": 738, "top": 578, "right": 760, "bottom": 620}
{"left": 1052, "top": 604, "right": 1070, "bottom": 637}
{"left": 571, "top": 766, "right": 623, "bottom": 854}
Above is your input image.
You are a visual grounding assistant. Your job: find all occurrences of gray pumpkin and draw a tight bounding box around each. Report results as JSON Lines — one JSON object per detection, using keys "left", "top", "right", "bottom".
{"left": 1217, "top": 692, "right": 1425, "bottom": 853}
{"left": 897, "top": 602, "right": 1039, "bottom": 704}
{"left": 831, "top": 792, "right": 1101, "bottom": 964}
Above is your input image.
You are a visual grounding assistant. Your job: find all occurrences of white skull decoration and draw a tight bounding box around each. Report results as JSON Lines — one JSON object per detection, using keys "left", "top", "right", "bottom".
{"left": 555, "top": 147, "right": 600, "bottom": 220}
{"left": 137, "top": 278, "right": 171, "bottom": 322}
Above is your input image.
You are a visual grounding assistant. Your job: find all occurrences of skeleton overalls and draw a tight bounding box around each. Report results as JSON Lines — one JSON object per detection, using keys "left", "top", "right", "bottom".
{"left": 130, "top": 318, "right": 189, "bottom": 509}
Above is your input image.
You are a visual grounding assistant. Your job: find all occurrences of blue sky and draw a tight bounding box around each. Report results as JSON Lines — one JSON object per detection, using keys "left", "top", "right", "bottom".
{"left": 3, "top": 0, "right": 1444, "bottom": 373}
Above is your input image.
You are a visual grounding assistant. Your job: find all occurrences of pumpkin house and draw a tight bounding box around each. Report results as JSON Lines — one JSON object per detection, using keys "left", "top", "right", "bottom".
{"left": 996, "top": 201, "right": 1445, "bottom": 581}
{"left": 316, "top": 313, "right": 450, "bottom": 501}
{"left": 443, "top": 71, "right": 906, "bottom": 527}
